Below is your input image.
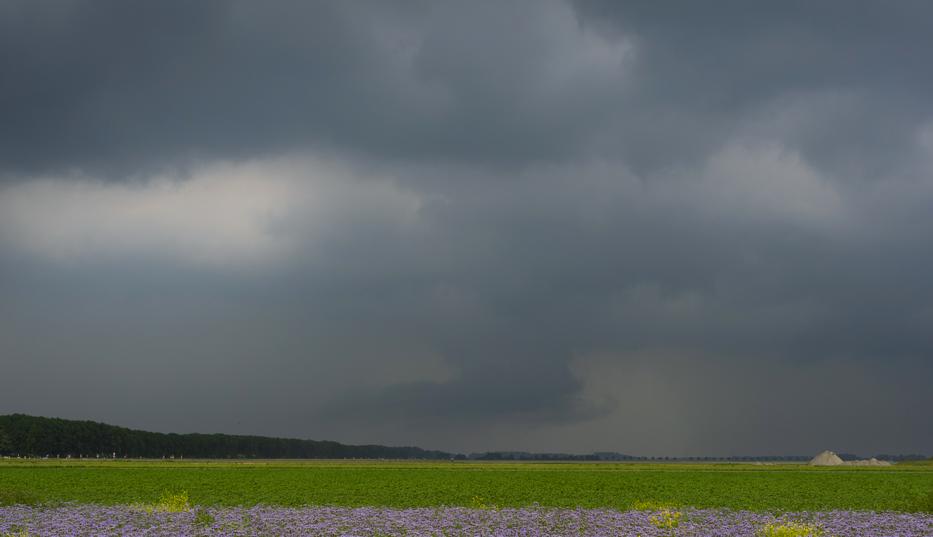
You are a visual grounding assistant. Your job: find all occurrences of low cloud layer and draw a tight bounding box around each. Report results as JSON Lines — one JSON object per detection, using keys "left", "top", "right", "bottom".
{"left": 1, "top": 1, "right": 931, "bottom": 455}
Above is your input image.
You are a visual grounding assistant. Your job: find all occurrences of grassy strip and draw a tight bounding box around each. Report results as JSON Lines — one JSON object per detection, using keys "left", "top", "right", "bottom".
{"left": 1, "top": 460, "right": 931, "bottom": 512}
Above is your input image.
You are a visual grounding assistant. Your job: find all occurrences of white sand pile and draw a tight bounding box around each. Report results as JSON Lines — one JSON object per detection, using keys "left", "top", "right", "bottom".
{"left": 809, "top": 451, "right": 893, "bottom": 466}
{"left": 845, "top": 457, "right": 893, "bottom": 466}
{"left": 809, "top": 450, "right": 845, "bottom": 466}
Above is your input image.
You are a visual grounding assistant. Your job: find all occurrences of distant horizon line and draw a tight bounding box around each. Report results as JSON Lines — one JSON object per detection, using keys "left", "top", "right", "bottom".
{"left": 1, "top": 413, "right": 928, "bottom": 462}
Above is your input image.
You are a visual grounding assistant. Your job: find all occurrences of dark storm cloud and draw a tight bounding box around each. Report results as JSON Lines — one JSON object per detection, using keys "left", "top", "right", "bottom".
{"left": 3, "top": 0, "right": 933, "bottom": 178}
{"left": 1, "top": 1, "right": 932, "bottom": 455}
{"left": 570, "top": 0, "right": 933, "bottom": 178}
{"left": 0, "top": 0, "right": 629, "bottom": 177}
{"left": 1, "top": 0, "right": 415, "bottom": 175}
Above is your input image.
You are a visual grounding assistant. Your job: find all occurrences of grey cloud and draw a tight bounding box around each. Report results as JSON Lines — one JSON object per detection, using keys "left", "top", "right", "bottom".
{"left": 2, "top": 156, "right": 932, "bottom": 452}
{"left": 3, "top": 0, "right": 933, "bottom": 180}
{"left": 0, "top": 0, "right": 630, "bottom": 178}
{"left": 1, "top": 1, "right": 932, "bottom": 455}
{"left": 569, "top": 1, "right": 933, "bottom": 177}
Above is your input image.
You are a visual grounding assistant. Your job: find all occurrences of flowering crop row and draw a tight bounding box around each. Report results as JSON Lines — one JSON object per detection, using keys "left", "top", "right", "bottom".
{"left": 1, "top": 505, "right": 931, "bottom": 536}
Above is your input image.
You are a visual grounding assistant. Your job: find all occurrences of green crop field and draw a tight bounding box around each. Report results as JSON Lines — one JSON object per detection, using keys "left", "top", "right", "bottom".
{"left": 2, "top": 459, "right": 931, "bottom": 513}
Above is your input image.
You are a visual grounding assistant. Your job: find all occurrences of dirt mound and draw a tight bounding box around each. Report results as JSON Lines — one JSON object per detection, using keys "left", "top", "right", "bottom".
{"left": 809, "top": 450, "right": 844, "bottom": 466}
{"left": 809, "top": 451, "right": 893, "bottom": 466}
{"left": 845, "top": 457, "right": 892, "bottom": 466}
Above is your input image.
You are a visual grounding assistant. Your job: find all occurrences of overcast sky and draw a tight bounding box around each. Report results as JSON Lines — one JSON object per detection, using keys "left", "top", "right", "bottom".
{"left": 1, "top": 0, "right": 931, "bottom": 457}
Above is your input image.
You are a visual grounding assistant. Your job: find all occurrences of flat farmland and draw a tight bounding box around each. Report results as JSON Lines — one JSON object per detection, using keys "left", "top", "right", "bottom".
{"left": 1, "top": 459, "right": 931, "bottom": 512}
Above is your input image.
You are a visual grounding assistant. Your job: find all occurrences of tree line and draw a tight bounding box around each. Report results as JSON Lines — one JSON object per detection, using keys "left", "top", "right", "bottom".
{"left": 2, "top": 414, "right": 928, "bottom": 462}
{"left": 0, "top": 414, "right": 454, "bottom": 459}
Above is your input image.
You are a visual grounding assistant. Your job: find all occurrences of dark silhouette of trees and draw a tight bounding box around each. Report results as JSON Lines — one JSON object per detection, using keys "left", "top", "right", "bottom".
{"left": 0, "top": 414, "right": 454, "bottom": 460}
{"left": 0, "top": 425, "right": 12, "bottom": 455}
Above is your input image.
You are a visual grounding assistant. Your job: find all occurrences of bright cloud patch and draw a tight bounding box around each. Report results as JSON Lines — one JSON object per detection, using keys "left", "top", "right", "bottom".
{"left": 0, "top": 158, "right": 422, "bottom": 269}
{"left": 704, "top": 142, "right": 846, "bottom": 227}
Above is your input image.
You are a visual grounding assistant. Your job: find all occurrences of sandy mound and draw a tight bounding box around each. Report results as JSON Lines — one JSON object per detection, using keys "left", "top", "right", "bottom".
{"left": 809, "top": 450, "right": 844, "bottom": 466}
{"left": 809, "top": 451, "right": 893, "bottom": 466}
{"left": 845, "top": 457, "right": 892, "bottom": 466}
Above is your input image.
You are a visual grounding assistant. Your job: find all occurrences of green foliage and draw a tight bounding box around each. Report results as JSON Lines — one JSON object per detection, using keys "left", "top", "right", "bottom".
{"left": 0, "top": 487, "right": 42, "bottom": 506}
{"left": 0, "top": 427, "right": 12, "bottom": 455}
{"left": 2, "top": 531, "right": 31, "bottom": 537}
{"left": 156, "top": 490, "right": 191, "bottom": 512}
{"left": 469, "top": 495, "right": 499, "bottom": 510}
{"left": 632, "top": 500, "right": 677, "bottom": 511}
{"left": 648, "top": 509, "right": 682, "bottom": 535}
{"left": 193, "top": 507, "right": 215, "bottom": 526}
{"left": 913, "top": 488, "right": 933, "bottom": 513}
{"left": 0, "top": 414, "right": 452, "bottom": 459}
{"left": 756, "top": 522, "right": 824, "bottom": 537}
{"left": 0, "top": 459, "right": 931, "bottom": 512}
{"left": 132, "top": 490, "right": 191, "bottom": 513}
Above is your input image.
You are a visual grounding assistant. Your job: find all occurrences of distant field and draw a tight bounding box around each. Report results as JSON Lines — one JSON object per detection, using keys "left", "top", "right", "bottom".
{"left": 1, "top": 459, "right": 931, "bottom": 513}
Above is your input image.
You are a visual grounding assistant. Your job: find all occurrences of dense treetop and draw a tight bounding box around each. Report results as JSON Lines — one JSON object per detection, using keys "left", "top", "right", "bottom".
{"left": 0, "top": 414, "right": 454, "bottom": 460}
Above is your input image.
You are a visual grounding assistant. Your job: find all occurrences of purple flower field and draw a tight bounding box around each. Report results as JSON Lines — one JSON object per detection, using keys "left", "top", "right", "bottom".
{"left": 1, "top": 505, "right": 931, "bottom": 537}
